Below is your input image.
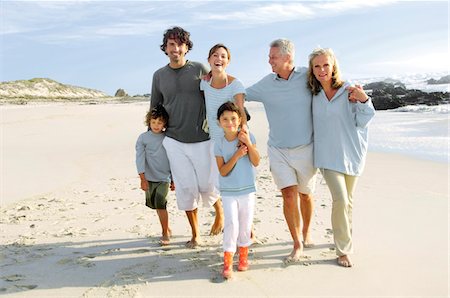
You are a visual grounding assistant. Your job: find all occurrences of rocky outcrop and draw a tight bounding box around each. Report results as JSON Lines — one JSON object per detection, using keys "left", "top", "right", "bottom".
{"left": 114, "top": 89, "right": 128, "bottom": 97}
{"left": 427, "top": 75, "right": 450, "bottom": 85}
{"left": 364, "top": 81, "right": 449, "bottom": 110}
{"left": 0, "top": 78, "right": 108, "bottom": 99}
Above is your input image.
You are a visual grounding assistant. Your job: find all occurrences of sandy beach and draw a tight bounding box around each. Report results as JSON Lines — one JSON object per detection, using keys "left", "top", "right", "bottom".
{"left": 1, "top": 102, "right": 448, "bottom": 297}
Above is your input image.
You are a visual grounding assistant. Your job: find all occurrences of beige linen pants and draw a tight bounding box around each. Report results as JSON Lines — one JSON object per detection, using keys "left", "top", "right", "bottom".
{"left": 321, "top": 169, "right": 358, "bottom": 257}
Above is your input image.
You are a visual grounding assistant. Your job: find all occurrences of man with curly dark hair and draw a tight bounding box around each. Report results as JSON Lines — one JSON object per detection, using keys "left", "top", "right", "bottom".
{"left": 150, "top": 26, "right": 224, "bottom": 249}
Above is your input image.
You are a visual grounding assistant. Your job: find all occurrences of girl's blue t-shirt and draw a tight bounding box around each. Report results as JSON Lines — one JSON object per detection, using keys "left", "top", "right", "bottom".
{"left": 214, "top": 133, "right": 257, "bottom": 196}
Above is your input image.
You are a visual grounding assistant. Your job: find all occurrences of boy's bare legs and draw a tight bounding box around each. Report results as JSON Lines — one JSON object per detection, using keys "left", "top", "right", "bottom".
{"left": 300, "top": 193, "right": 314, "bottom": 247}
{"left": 156, "top": 209, "right": 171, "bottom": 245}
{"left": 281, "top": 185, "right": 303, "bottom": 262}
{"left": 210, "top": 198, "right": 224, "bottom": 235}
{"left": 185, "top": 209, "right": 199, "bottom": 248}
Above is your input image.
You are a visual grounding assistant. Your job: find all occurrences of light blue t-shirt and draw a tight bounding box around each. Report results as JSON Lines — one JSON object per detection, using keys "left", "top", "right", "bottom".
{"left": 200, "top": 78, "right": 246, "bottom": 141}
{"left": 135, "top": 130, "right": 171, "bottom": 182}
{"left": 313, "top": 83, "right": 376, "bottom": 176}
{"left": 245, "top": 67, "right": 313, "bottom": 148}
{"left": 214, "top": 133, "right": 257, "bottom": 196}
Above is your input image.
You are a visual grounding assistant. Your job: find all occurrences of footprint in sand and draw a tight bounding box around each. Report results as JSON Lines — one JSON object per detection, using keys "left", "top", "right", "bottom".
{"left": 2, "top": 274, "right": 25, "bottom": 282}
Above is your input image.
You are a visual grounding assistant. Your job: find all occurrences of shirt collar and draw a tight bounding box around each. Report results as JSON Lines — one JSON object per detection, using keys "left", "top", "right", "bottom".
{"left": 272, "top": 66, "right": 304, "bottom": 81}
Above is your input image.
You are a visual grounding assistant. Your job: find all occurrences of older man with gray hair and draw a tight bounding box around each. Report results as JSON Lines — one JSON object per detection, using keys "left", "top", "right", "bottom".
{"left": 245, "top": 38, "right": 317, "bottom": 262}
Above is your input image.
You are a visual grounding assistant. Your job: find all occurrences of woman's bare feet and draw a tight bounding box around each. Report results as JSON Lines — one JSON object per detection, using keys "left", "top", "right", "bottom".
{"left": 160, "top": 235, "right": 170, "bottom": 246}
{"left": 337, "top": 255, "right": 353, "bottom": 267}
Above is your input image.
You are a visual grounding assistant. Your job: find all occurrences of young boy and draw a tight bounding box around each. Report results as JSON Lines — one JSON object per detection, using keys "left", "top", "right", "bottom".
{"left": 135, "top": 104, "right": 174, "bottom": 246}
{"left": 214, "top": 101, "right": 260, "bottom": 279}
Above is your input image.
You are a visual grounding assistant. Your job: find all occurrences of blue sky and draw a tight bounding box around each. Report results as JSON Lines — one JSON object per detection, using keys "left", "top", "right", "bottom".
{"left": 1, "top": 0, "right": 448, "bottom": 95}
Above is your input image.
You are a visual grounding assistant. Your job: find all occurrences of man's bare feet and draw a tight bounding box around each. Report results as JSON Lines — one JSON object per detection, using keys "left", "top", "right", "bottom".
{"left": 337, "top": 255, "right": 353, "bottom": 267}
{"left": 209, "top": 213, "right": 224, "bottom": 236}
{"left": 185, "top": 238, "right": 200, "bottom": 249}
{"left": 302, "top": 232, "right": 314, "bottom": 248}
{"left": 284, "top": 246, "right": 303, "bottom": 263}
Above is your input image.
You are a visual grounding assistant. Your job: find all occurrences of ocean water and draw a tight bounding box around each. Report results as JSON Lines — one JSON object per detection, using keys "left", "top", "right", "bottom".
{"left": 248, "top": 103, "right": 449, "bottom": 164}
{"left": 369, "top": 104, "right": 449, "bottom": 163}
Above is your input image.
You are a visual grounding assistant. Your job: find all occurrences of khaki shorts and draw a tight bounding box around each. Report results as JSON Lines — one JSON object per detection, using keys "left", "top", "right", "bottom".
{"left": 268, "top": 143, "right": 317, "bottom": 194}
{"left": 145, "top": 181, "right": 169, "bottom": 210}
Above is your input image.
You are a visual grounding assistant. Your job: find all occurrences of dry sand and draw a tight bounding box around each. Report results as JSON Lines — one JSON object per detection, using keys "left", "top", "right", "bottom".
{"left": 1, "top": 102, "right": 448, "bottom": 297}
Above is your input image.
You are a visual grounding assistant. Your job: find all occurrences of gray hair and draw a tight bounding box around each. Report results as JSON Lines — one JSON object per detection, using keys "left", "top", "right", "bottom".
{"left": 270, "top": 38, "right": 295, "bottom": 64}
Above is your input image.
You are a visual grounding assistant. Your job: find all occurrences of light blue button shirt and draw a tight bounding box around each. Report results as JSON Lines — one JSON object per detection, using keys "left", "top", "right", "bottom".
{"left": 313, "top": 83, "right": 376, "bottom": 176}
{"left": 245, "top": 67, "right": 313, "bottom": 148}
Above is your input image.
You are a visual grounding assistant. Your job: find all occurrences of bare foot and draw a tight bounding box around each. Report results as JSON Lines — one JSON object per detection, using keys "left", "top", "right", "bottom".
{"left": 302, "top": 232, "right": 315, "bottom": 248}
{"left": 209, "top": 214, "right": 224, "bottom": 236}
{"left": 284, "top": 246, "right": 303, "bottom": 263}
{"left": 337, "top": 255, "right": 353, "bottom": 267}
{"left": 185, "top": 238, "right": 200, "bottom": 249}
{"left": 160, "top": 235, "right": 170, "bottom": 246}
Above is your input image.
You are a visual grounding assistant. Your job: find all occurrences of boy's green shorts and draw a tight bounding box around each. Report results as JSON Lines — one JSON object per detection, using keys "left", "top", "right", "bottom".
{"left": 145, "top": 181, "right": 169, "bottom": 210}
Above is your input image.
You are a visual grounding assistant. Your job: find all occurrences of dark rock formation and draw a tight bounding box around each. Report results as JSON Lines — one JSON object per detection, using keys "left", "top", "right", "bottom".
{"left": 363, "top": 82, "right": 449, "bottom": 110}
{"left": 114, "top": 89, "right": 128, "bottom": 97}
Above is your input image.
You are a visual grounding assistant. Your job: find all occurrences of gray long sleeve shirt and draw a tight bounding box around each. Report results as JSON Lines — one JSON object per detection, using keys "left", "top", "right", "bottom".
{"left": 135, "top": 131, "right": 171, "bottom": 183}
{"left": 150, "top": 61, "right": 210, "bottom": 143}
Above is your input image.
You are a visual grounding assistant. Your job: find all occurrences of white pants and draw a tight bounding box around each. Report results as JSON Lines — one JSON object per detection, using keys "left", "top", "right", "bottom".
{"left": 321, "top": 169, "right": 358, "bottom": 256}
{"left": 162, "top": 137, "right": 219, "bottom": 211}
{"left": 222, "top": 192, "right": 255, "bottom": 253}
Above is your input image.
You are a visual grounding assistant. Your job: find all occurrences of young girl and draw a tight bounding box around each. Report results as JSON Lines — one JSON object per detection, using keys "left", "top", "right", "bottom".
{"left": 135, "top": 104, "right": 175, "bottom": 246}
{"left": 214, "top": 101, "right": 260, "bottom": 279}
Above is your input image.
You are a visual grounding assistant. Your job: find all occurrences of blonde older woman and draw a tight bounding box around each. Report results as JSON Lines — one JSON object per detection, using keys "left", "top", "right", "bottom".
{"left": 307, "top": 47, "right": 375, "bottom": 267}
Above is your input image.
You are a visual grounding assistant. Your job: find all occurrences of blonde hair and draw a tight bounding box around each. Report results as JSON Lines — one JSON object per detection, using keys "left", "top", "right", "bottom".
{"left": 307, "top": 47, "right": 343, "bottom": 95}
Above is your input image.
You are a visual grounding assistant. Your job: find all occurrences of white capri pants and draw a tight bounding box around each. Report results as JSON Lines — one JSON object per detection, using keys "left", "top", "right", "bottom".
{"left": 222, "top": 192, "right": 255, "bottom": 253}
{"left": 162, "top": 137, "right": 219, "bottom": 211}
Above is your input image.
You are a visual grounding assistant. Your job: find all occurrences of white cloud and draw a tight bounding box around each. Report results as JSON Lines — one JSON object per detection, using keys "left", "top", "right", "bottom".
{"left": 201, "top": 3, "right": 314, "bottom": 24}
{"left": 0, "top": 0, "right": 400, "bottom": 42}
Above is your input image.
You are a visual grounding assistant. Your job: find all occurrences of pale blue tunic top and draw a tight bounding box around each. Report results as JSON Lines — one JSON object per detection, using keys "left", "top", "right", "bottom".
{"left": 313, "top": 83, "right": 376, "bottom": 176}
{"left": 214, "top": 133, "right": 257, "bottom": 196}
{"left": 200, "top": 78, "right": 246, "bottom": 141}
{"left": 245, "top": 67, "right": 313, "bottom": 148}
{"left": 135, "top": 131, "right": 171, "bottom": 182}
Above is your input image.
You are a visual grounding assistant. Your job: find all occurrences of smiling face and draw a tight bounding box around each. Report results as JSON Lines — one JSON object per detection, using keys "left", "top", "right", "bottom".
{"left": 149, "top": 117, "right": 166, "bottom": 134}
{"left": 208, "top": 46, "right": 230, "bottom": 73}
{"left": 165, "top": 38, "right": 188, "bottom": 64}
{"left": 218, "top": 110, "right": 241, "bottom": 135}
{"left": 268, "top": 46, "right": 291, "bottom": 75}
{"left": 312, "top": 54, "right": 334, "bottom": 84}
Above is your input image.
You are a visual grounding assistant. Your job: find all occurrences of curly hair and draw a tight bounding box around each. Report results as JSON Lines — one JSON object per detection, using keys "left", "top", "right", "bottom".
{"left": 160, "top": 26, "right": 193, "bottom": 54}
{"left": 307, "top": 47, "right": 344, "bottom": 95}
{"left": 145, "top": 104, "right": 169, "bottom": 127}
